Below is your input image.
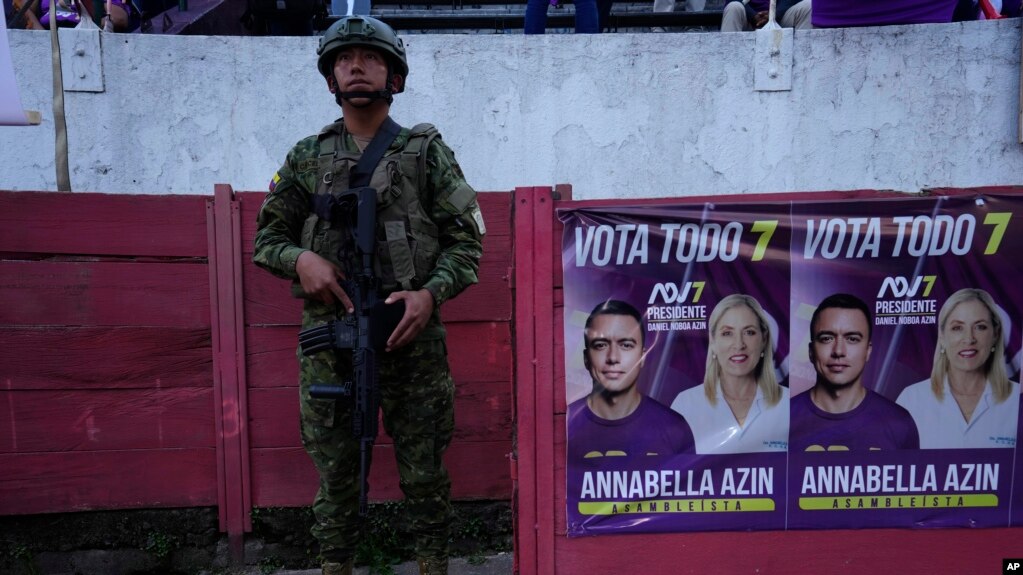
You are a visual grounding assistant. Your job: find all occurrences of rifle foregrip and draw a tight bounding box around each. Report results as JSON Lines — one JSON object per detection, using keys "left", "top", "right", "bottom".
{"left": 309, "top": 384, "right": 350, "bottom": 399}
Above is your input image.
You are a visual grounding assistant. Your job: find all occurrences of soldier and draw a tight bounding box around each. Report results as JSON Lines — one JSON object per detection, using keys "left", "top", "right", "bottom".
{"left": 252, "top": 15, "right": 485, "bottom": 575}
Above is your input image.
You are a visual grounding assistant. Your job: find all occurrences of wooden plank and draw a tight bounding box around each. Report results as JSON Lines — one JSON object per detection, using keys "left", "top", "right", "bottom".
{"left": 556, "top": 189, "right": 916, "bottom": 211}
{"left": 245, "top": 322, "right": 513, "bottom": 389}
{"left": 551, "top": 196, "right": 566, "bottom": 293}
{"left": 245, "top": 325, "right": 300, "bottom": 387}
{"left": 477, "top": 192, "right": 514, "bottom": 239}
{"left": 0, "top": 449, "right": 218, "bottom": 515}
{"left": 241, "top": 263, "right": 301, "bottom": 326}
{"left": 553, "top": 413, "right": 567, "bottom": 536}
{"left": 231, "top": 195, "right": 255, "bottom": 533}
{"left": 208, "top": 185, "right": 253, "bottom": 543}
{"left": 247, "top": 381, "right": 512, "bottom": 448}
{"left": 0, "top": 261, "right": 210, "bottom": 327}
{"left": 0, "top": 191, "right": 209, "bottom": 257}
{"left": 237, "top": 190, "right": 270, "bottom": 257}
{"left": 447, "top": 228, "right": 513, "bottom": 322}
{"left": 512, "top": 187, "right": 540, "bottom": 575}
{"left": 447, "top": 321, "right": 514, "bottom": 383}
{"left": 553, "top": 529, "right": 1023, "bottom": 575}
{"left": 923, "top": 185, "right": 1023, "bottom": 197}
{"left": 0, "top": 388, "right": 215, "bottom": 453}
{"left": 246, "top": 387, "right": 301, "bottom": 449}
{"left": 0, "top": 327, "right": 213, "bottom": 390}
{"left": 250, "top": 440, "right": 512, "bottom": 507}
{"left": 450, "top": 378, "right": 514, "bottom": 443}
{"left": 553, "top": 304, "right": 567, "bottom": 415}
{"left": 242, "top": 255, "right": 512, "bottom": 325}
{"left": 532, "top": 187, "right": 557, "bottom": 575}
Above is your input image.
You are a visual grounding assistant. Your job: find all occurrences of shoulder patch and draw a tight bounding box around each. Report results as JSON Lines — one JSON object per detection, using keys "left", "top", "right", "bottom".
{"left": 268, "top": 172, "right": 281, "bottom": 193}
{"left": 445, "top": 182, "right": 476, "bottom": 213}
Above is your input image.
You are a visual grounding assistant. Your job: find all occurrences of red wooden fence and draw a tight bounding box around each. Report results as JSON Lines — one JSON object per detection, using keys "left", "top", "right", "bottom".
{"left": 0, "top": 191, "right": 218, "bottom": 517}
{"left": 8, "top": 184, "right": 1023, "bottom": 574}
{"left": 0, "top": 186, "right": 514, "bottom": 556}
{"left": 511, "top": 185, "right": 1023, "bottom": 575}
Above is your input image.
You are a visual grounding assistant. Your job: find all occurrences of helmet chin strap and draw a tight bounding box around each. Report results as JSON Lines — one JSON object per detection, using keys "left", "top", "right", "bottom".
{"left": 332, "top": 64, "right": 396, "bottom": 108}
{"left": 337, "top": 89, "right": 393, "bottom": 107}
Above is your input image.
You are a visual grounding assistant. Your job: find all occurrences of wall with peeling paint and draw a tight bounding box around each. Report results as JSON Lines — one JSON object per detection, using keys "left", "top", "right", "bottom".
{"left": 1, "top": 20, "right": 1021, "bottom": 198}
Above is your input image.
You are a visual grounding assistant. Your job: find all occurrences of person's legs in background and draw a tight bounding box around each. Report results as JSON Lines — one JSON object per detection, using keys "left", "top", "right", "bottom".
{"left": 524, "top": 0, "right": 548, "bottom": 33}
{"left": 652, "top": 0, "right": 674, "bottom": 15}
{"left": 720, "top": 1, "right": 752, "bottom": 31}
{"left": 573, "top": 0, "right": 598, "bottom": 32}
{"left": 780, "top": 0, "right": 812, "bottom": 28}
{"left": 651, "top": 0, "right": 673, "bottom": 31}
{"left": 595, "top": 0, "right": 612, "bottom": 31}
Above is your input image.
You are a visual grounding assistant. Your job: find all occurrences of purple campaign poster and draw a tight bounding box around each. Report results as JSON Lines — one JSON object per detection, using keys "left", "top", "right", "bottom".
{"left": 788, "top": 194, "right": 1022, "bottom": 530}
{"left": 559, "top": 202, "right": 791, "bottom": 535}
{"left": 559, "top": 193, "right": 1023, "bottom": 535}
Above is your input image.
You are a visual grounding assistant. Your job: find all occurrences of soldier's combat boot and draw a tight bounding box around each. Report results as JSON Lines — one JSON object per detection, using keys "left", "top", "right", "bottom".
{"left": 417, "top": 556, "right": 449, "bottom": 575}
{"left": 322, "top": 558, "right": 353, "bottom": 575}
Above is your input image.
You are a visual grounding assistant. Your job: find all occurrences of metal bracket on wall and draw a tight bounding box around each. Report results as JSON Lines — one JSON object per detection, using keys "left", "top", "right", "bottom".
{"left": 754, "top": 26, "right": 793, "bottom": 92}
{"left": 59, "top": 27, "right": 104, "bottom": 93}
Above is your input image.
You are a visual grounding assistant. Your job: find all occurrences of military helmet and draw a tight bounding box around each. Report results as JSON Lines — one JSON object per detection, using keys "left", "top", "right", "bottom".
{"left": 316, "top": 16, "right": 409, "bottom": 88}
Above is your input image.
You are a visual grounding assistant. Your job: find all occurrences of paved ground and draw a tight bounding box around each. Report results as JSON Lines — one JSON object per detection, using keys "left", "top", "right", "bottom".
{"left": 261, "top": 553, "right": 513, "bottom": 575}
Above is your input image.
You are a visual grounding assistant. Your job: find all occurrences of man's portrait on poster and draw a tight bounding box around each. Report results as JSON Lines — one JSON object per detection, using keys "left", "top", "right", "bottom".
{"left": 566, "top": 299, "right": 696, "bottom": 464}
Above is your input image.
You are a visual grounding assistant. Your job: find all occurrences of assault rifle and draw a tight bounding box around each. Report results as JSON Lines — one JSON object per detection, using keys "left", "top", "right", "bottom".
{"left": 296, "top": 186, "right": 404, "bottom": 516}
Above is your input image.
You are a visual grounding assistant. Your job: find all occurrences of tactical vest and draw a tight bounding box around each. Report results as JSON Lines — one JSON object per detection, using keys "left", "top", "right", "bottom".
{"left": 299, "top": 121, "right": 441, "bottom": 294}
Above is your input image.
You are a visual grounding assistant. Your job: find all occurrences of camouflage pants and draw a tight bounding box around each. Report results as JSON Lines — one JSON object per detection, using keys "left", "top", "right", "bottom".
{"left": 299, "top": 336, "right": 455, "bottom": 564}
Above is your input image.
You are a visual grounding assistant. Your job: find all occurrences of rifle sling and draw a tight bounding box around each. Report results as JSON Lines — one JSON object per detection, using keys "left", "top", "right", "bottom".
{"left": 349, "top": 116, "right": 402, "bottom": 189}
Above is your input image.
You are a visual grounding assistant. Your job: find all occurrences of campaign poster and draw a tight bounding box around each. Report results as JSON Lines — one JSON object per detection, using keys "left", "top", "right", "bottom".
{"left": 559, "top": 202, "right": 791, "bottom": 535}
{"left": 787, "top": 194, "right": 1023, "bottom": 529}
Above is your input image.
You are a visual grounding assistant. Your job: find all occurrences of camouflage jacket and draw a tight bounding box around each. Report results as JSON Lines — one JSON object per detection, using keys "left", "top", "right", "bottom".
{"left": 253, "top": 118, "right": 485, "bottom": 341}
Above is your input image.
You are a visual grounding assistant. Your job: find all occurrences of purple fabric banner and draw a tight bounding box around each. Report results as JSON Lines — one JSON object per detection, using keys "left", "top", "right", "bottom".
{"left": 811, "top": 0, "right": 958, "bottom": 27}
{"left": 559, "top": 193, "right": 1023, "bottom": 535}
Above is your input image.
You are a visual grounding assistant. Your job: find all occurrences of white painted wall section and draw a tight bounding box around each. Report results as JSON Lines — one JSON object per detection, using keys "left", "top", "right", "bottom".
{"left": 1, "top": 19, "right": 1021, "bottom": 198}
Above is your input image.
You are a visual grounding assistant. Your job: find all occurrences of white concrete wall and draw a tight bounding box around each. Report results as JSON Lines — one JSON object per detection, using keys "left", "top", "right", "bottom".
{"left": 1, "top": 19, "right": 1021, "bottom": 198}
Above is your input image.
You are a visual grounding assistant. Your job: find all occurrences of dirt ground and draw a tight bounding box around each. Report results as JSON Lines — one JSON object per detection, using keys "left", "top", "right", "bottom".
{"left": 0, "top": 501, "right": 512, "bottom": 574}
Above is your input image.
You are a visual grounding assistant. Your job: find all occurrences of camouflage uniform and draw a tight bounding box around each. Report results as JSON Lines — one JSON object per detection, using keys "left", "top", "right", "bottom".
{"left": 253, "top": 121, "right": 484, "bottom": 567}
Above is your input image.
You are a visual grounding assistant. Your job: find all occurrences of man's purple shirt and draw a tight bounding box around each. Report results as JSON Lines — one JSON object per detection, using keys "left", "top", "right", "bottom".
{"left": 567, "top": 395, "right": 696, "bottom": 462}
{"left": 790, "top": 388, "right": 920, "bottom": 451}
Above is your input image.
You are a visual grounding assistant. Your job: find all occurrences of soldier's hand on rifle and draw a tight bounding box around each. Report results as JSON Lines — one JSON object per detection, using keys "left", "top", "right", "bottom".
{"left": 383, "top": 289, "right": 435, "bottom": 352}
{"left": 295, "top": 251, "right": 355, "bottom": 313}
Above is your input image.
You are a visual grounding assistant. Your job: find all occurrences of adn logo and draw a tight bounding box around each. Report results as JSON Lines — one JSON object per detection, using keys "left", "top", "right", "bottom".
{"left": 876, "top": 275, "right": 937, "bottom": 298}
{"left": 648, "top": 281, "right": 705, "bottom": 304}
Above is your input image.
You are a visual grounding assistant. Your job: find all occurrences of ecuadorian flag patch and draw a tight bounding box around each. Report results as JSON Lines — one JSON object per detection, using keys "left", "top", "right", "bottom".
{"left": 269, "top": 172, "right": 281, "bottom": 193}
